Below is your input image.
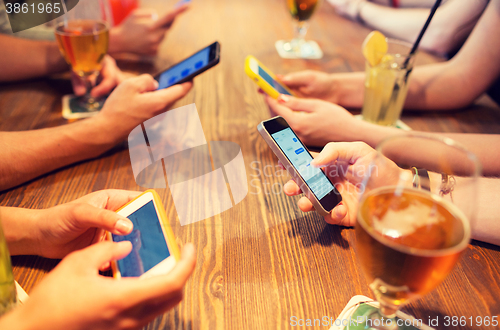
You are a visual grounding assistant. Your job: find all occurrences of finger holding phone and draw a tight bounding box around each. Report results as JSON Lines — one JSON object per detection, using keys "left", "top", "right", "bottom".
{"left": 94, "top": 74, "right": 193, "bottom": 144}
{"left": 282, "top": 141, "right": 404, "bottom": 226}
{"left": 263, "top": 95, "right": 360, "bottom": 147}
{"left": 245, "top": 56, "right": 364, "bottom": 147}
{"left": 2, "top": 189, "right": 140, "bottom": 259}
{"left": 278, "top": 70, "right": 366, "bottom": 108}
{"left": 258, "top": 116, "right": 343, "bottom": 218}
{"left": 0, "top": 241, "right": 196, "bottom": 330}
{"left": 0, "top": 189, "right": 197, "bottom": 329}
{"left": 155, "top": 41, "right": 220, "bottom": 90}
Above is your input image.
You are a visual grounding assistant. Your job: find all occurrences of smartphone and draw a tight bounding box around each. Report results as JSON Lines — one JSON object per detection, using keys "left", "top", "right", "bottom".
{"left": 245, "top": 55, "right": 295, "bottom": 99}
{"left": 257, "top": 116, "right": 342, "bottom": 216}
{"left": 107, "top": 190, "right": 180, "bottom": 279}
{"left": 155, "top": 41, "right": 220, "bottom": 89}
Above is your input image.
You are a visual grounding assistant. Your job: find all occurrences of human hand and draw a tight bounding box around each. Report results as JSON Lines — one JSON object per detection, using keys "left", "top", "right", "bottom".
{"left": 72, "top": 55, "right": 126, "bottom": 98}
{"left": 277, "top": 70, "right": 339, "bottom": 103}
{"left": 264, "top": 95, "right": 359, "bottom": 147}
{"left": 283, "top": 141, "right": 401, "bottom": 226}
{"left": 27, "top": 190, "right": 140, "bottom": 259}
{"left": 94, "top": 74, "right": 192, "bottom": 143}
{"left": 1, "top": 241, "right": 196, "bottom": 330}
{"left": 109, "top": 5, "right": 189, "bottom": 56}
{"left": 327, "top": 0, "right": 366, "bottom": 20}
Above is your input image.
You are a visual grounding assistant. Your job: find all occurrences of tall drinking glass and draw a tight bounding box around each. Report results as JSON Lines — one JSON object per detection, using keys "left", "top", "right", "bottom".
{"left": 361, "top": 39, "right": 415, "bottom": 127}
{"left": 276, "top": 0, "right": 323, "bottom": 59}
{"left": 0, "top": 217, "right": 17, "bottom": 316}
{"left": 55, "top": 0, "right": 110, "bottom": 113}
{"left": 353, "top": 134, "right": 480, "bottom": 329}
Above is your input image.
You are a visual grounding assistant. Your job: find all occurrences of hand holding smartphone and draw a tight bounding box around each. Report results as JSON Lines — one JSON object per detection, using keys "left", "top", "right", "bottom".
{"left": 155, "top": 41, "right": 220, "bottom": 89}
{"left": 258, "top": 116, "right": 342, "bottom": 215}
{"left": 245, "top": 55, "right": 295, "bottom": 99}
{"left": 107, "top": 190, "right": 180, "bottom": 279}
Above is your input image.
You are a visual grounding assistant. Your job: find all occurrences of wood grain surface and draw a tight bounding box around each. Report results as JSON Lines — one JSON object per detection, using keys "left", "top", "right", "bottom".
{"left": 1, "top": 0, "right": 499, "bottom": 329}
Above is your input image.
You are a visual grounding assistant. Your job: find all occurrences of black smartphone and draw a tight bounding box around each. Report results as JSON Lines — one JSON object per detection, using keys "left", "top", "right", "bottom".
{"left": 155, "top": 41, "right": 220, "bottom": 89}
{"left": 257, "top": 116, "right": 342, "bottom": 216}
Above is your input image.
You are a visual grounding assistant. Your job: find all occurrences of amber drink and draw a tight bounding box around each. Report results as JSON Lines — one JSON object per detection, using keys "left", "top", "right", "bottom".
{"left": 55, "top": 20, "right": 109, "bottom": 77}
{"left": 286, "top": 0, "right": 320, "bottom": 21}
{"left": 356, "top": 187, "right": 470, "bottom": 309}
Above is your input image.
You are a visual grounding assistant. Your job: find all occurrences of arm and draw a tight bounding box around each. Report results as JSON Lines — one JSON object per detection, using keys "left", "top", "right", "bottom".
{"left": 0, "top": 75, "right": 192, "bottom": 191}
{"left": 353, "top": 120, "right": 500, "bottom": 177}
{"left": 357, "top": 0, "right": 487, "bottom": 56}
{"left": 264, "top": 95, "right": 500, "bottom": 176}
{"left": 284, "top": 142, "right": 500, "bottom": 246}
{"left": 470, "top": 177, "right": 500, "bottom": 246}
{"left": 0, "top": 34, "right": 67, "bottom": 82}
{"left": 403, "top": 0, "right": 500, "bottom": 110}
{"left": 1, "top": 190, "right": 140, "bottom": 258}
{"left": 0, "top": 35, "right": 125, "bottom": 97}
{"left": 284, "top": 0, "right": 500, "bottom": 111}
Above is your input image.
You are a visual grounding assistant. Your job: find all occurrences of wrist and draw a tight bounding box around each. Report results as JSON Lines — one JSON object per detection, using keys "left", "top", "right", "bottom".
{"left": 355, "top": 0, "right": 368, "bottom": 23}
{"left": 355, "top": 120, "right": 402, "bottom": 147}
{"left": 46, "top": 41, "right": 69, "bottom": 74}
{"left": 108, "top": 27, "right": 126, "bottom": 55}
{"left": 2, "top": 208, "right": 41, "bottom": 256}
{"left": 330, "top": 72, "right": 365, "bottom": 107}
{"left": 82, "top": 112, "right": 128, "bottom": 151}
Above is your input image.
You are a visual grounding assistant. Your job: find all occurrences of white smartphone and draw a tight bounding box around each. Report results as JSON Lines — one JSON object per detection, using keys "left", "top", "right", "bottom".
{"left": 108, "top": 190, "right": 180, "bottom": 279}
{"left": 257, "top": 116, "right": 342, "bottom": 216}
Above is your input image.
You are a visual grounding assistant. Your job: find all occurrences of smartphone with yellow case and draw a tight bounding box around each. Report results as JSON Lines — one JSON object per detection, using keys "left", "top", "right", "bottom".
{"left": 244, "top": 55, "right": 295, "bottom": 99}
{"left": 107, "top": 190, "right": 180, "bottom": 279}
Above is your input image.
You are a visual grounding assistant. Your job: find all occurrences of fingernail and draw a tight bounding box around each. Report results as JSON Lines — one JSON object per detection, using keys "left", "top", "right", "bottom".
{"left": 334, "top": 202, "right": 344, "bottom": 217}
{"left": 284, "top": 181, "right": 292, "bottom": 191}
{"left": 278, "top": 94, "right": 290, "bottom": 103}
{"left": 115, "top": 219, "right": 133, "bottom": 234}
{"left": 153, "top": 80, "right": 159, "bottom": 89}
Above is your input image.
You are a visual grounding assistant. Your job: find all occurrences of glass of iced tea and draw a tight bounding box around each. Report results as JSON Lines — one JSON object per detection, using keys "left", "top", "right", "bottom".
{"left": 55, "top": 0, "right": 110, "bottom": 112}
{"left": 0, "top": 217, "right": 17, "bottom": 316}
{"left": 276, "top": 0, "right": 323, "bottom": 59}
{"left": 354, "top": 134, "right": 480, "bottom": 329}
{"left": 361, "top": 39, "right": 415, "bottom": 127}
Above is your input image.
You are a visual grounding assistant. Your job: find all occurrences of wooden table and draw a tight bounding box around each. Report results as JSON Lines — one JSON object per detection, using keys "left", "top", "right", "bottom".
{"left": 1, "top": 0, "right": 500, "bottom": 329}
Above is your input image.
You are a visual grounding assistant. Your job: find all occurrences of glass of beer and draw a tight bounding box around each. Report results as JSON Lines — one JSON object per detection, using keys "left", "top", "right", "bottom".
{"left": 361, "top": 39, "right": 415, "bottom": 127}
{"left": 54, "top": 0, "right": 110, "bottom": 112}
{"left": 354, "top": 134, "right": 480, "bottom": 329}
{"left": 276, "top": 0, "right": 323, "bottom": 59}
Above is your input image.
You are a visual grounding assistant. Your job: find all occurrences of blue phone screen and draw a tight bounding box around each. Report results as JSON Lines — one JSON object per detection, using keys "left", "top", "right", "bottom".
{"left": 271, "top": 128, "right": 334, "bottom": 200}
{"left": 112, "top": 201, "right": 170, "bottom": 277}
{"left": 258, "top": 66, "right": 292, "bottom": 95}
{"left": 157, "top": 47, "right": 210, "bottom": 89}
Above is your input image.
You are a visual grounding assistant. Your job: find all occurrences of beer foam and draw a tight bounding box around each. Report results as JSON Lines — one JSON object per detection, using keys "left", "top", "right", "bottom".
{"left": 373, "top": 200, "right": 442, "bottom": 238}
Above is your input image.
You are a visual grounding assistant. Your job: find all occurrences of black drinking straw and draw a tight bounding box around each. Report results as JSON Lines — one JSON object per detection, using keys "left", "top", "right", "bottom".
{"left": 403, "top": 0, "right": 443, "bottom": 69}
{"left": 376, "top": 0, "right": 443, "bottom": 123}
